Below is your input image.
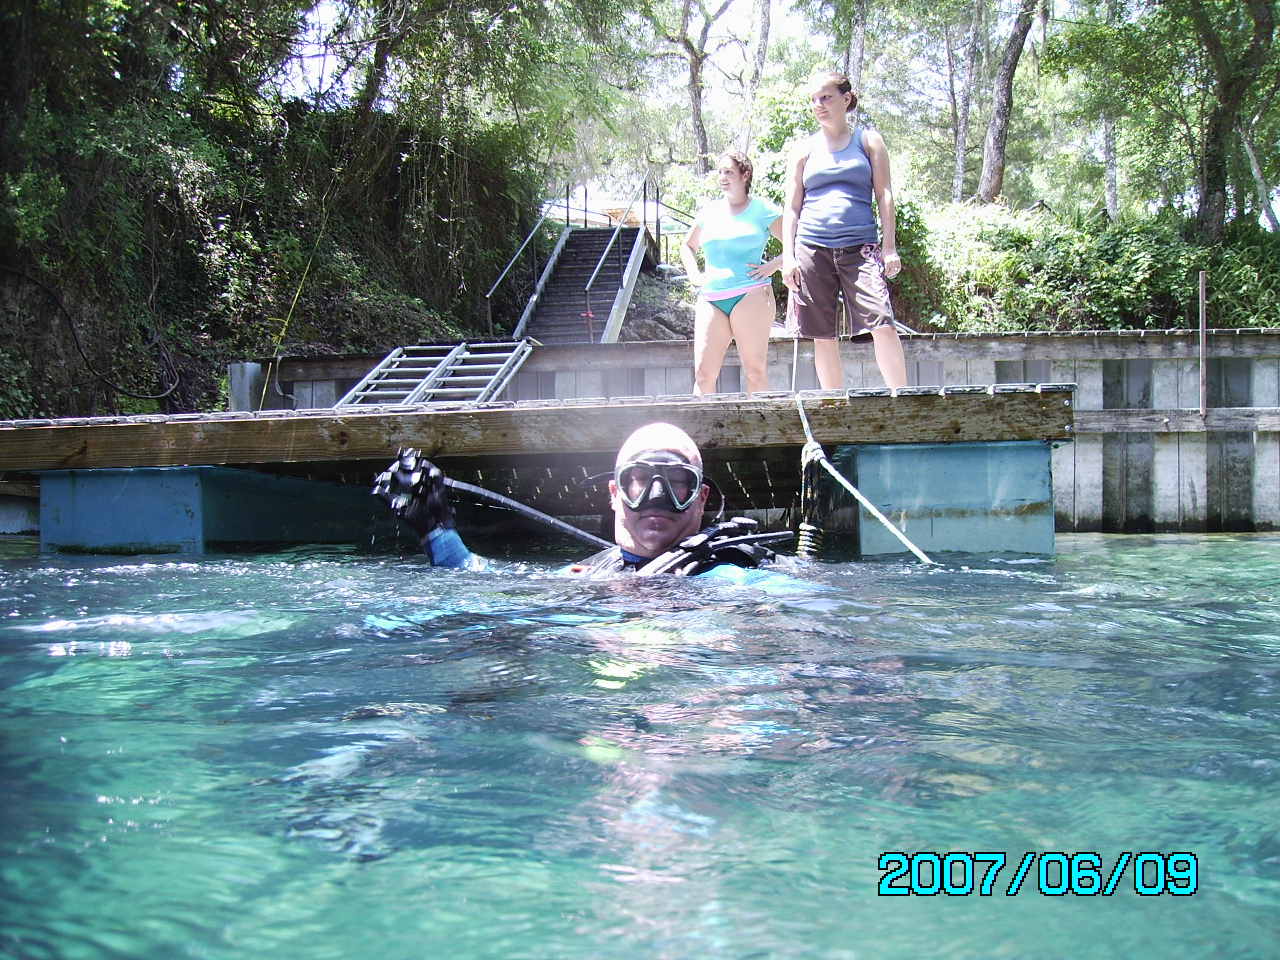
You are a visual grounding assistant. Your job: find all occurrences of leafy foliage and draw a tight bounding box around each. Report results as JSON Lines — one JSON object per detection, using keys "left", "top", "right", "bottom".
{"left": 916, "top": 204, "right": 1280, "bottom": 331}
{"left": 0, "top": 0, "right": 630, "bottom": 417}
{"left": 0, "top": 0, "right": 1276, "bottom": 421}
{"left": 0, "top": 350, "right": 35, "bottom": 421}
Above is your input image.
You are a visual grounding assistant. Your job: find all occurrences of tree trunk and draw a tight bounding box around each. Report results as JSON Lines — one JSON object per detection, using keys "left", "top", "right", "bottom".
{"left": 749, "top": 0, "right": 770, "bottom": 93}
{"left": 946, "top": 27, "right": 958, "bottom": 140}
{"left": 1102, "top": 0, "right": 1119, "bottom": 218}
{"left": 1103, "top": 117, "right": 1119, "bottom": 217}
{"left": 1185, "top": 0, "right": 1275, "bottom": 241}
{"left": 353, "top": 0, "right": 404, "bottom": 129}
{"left": 354, "top": 36, "right": 393, "bottom": 126}
{"left": 688, "top": 48, "right": 710, "bottom": 174}
{"left": 951, "top": 0, "right": 983, "bottom": 202}
{"left": 742, "top": 0, "right": 772, "bottom": 151}
{"left": 976, "top": 0, "right": 1035, "bottom": 202}
{"left": 660, "top": 0, "right": 732, "bottom": 175}
{"left": 1239, "top": 123, "right": 1279, "bottom": 231}
{"left": 848, "top": 0, "right": 866, "bottom": 94}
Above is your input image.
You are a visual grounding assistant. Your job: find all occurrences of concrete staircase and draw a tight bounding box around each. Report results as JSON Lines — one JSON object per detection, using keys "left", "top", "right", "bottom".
{"left": 520, "top": 227, "right": 657, "bottom": 344}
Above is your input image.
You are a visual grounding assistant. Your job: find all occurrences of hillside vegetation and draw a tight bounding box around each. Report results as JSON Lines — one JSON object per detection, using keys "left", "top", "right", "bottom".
{"left": 1, "top": 0, "right": 1275, "bottom": 419}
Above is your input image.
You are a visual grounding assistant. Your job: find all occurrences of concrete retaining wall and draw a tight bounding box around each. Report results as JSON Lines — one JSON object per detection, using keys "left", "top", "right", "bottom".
{"left": 230, "top": 329, "right": 1280, "bottom": 532}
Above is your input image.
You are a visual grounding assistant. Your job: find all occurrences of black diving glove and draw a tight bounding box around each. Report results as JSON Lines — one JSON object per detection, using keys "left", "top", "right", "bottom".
{"left": 372, "top": 448, "right": 455, "bottom": 538}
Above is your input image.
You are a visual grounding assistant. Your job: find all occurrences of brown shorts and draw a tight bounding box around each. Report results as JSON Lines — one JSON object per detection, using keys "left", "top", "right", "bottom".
{"left": 791, "top": 241, "right": 895, "bottom": 339}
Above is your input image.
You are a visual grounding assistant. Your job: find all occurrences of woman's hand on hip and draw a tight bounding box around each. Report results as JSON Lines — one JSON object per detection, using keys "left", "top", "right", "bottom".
{"left": 748, "top": 257, "right": 783, "bottom": 281}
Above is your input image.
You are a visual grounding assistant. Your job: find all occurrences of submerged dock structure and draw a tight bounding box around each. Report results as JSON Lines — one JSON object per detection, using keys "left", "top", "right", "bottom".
{"left": 0, "top": 386, "right": 1072, "bottom": 555}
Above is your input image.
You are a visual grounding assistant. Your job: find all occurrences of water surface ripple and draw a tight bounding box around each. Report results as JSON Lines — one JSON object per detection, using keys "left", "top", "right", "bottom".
{"left": 2, "top": 533, "right": 1278, "bottom": 959}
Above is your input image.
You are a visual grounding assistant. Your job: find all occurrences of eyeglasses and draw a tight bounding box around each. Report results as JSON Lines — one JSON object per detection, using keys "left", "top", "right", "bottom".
{"left": 615, "top": 450, "right": 704, "bottom": 513}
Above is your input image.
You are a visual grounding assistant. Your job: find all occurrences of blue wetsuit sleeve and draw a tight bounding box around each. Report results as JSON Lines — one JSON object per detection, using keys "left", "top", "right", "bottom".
{"left": 695, "top": 563, "right": 811, "bottom": 592}
{"left": 424, "top": 527, "right": 473, "bottom": 568}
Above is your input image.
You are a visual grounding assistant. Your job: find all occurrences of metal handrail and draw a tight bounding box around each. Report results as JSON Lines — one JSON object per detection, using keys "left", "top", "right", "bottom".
{"left": 511, "top": 225, "right": 571, "bottom": 340}
{"left": 484, "top": 187, "right": 623, "bottom": 335}
{"left": 543, "top": 203, "right": 617, "bottom": 228}
{"left": 584, "top": 167, "right": 656, "bottom": 333}
{"left": 486, "top": 169, "right": 673, "bottom": 340}
{"left": 484, "top": 184, "right": 571, "bottom": 334}
{"left": 653, "top": 199, "right": 695, "bottom": 228}
{"left": 485, "top": 209, "right": 552, "bottom": 301}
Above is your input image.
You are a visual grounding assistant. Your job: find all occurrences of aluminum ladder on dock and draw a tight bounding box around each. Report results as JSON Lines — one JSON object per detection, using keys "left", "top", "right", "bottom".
{"left": 334, "top": 340, "right": 534, "bottom": 407}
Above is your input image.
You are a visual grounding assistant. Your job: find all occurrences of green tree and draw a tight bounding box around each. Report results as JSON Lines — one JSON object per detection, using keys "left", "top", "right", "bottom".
{"left": 0, "top": 0, "right": 636, "bottom": 417}
{"left": 1047, "top": 0, "right": 1278, "bottom": 238}
{"left": 1180, "top": 0, "right": 1275, "bottom": 240}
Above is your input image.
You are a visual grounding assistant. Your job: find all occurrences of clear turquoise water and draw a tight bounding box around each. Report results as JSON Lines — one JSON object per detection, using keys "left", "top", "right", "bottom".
{"left": 1, "top": 533, "right": 1278, "bottom": 960}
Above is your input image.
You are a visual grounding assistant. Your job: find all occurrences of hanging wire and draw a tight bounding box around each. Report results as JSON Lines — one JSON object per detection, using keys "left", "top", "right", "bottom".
{"left": 443, "top": 477, "right": 610, "bottom": 550}
{"left": 257, "top": 178, "right": 338, "bottom": 411}
{"left": 1, "top": 266, "right": 182, "bottom": 402}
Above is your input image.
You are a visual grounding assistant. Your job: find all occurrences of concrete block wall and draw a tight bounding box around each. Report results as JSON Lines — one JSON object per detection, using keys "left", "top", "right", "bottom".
{"left": 230, "top": 330, "right": 1280, "bottom": 532}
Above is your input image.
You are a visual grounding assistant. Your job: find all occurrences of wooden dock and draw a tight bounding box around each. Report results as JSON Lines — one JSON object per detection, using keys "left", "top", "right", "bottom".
{"left": 1, "top": 386, "right": 1074, "bottom": 553}
{"left": 1, "top": 387, "right": 1069, "bottom": 499}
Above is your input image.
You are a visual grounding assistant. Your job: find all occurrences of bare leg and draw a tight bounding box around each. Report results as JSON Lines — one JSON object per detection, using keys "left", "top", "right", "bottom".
{"left": 871, "top": 325, "right": 907, "bottom": 389}
{"left": 727, "top": 286, "right": 775, "bottom": 394}
{"left": 813, "top": 338, "right": 845, "bottom": 389}
{"left": 693, "top": 299, "right": 733, "bottom": 395}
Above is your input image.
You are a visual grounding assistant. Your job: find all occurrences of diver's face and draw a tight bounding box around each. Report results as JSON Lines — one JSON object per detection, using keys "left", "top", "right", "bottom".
{"left": 609, "top": 451, "right": 708, "bottom": 559}
{"left": 610, "top": 485, "right": 707, "bottom": 559}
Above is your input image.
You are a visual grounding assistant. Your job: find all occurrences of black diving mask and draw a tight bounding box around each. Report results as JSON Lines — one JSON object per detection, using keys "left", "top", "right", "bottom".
{"left": 616, "top": 450, "right": 704, "bottom": 513}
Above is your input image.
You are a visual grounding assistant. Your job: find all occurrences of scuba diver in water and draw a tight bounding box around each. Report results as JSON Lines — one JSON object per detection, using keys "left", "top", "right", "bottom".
{"left": 374, "top": 421, "right": 791, "bottom": 578}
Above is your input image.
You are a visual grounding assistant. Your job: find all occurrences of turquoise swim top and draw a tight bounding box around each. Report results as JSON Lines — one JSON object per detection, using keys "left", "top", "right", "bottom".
{"left": 696, "top": 196, "right": 782, "bottom": 299}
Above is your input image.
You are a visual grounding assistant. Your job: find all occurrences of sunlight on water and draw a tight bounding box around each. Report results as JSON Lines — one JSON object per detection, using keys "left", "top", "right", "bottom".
{"left": 1, "top": 533, "right": 1278, "bottom": 959}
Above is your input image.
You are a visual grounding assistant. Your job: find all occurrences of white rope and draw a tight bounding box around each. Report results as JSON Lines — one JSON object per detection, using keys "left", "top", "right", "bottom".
{"left": 791, "top": 334, "right": 799, "bottom": 392}
{"left": 795, "top": 396, "right": 934, "bottom": 564}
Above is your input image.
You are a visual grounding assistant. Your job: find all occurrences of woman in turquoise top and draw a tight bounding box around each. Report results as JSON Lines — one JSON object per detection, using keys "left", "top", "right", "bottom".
{"left": 680, "top": 152, "right": 783, "bottom": 395}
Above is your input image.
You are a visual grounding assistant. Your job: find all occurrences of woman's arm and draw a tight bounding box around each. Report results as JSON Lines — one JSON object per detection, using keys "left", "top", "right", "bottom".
{"left": 862, "top": 128, "right": 900, "bottom": 279}
{"left": 680, "top": 223, "right": 705, "bottom": 286}
{"left": 781, "top": 146, "right": 807, "bottom": 291}
{"left": 748, "top": 216, "right": 786, "bottom": 279}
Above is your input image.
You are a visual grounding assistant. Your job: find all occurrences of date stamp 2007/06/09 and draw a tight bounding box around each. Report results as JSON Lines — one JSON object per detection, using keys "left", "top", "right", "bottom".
{"left": 877, "top": 851, "right": 1198, "bottom": 897}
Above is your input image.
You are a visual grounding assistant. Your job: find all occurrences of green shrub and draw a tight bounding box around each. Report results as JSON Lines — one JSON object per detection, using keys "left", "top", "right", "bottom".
{"left": 0, "top": 351, "right": 36, "bottom": 420}
{"left": 1208, "top": 222, "right": 1280, "bottom": 329}
{"left": 916, "top": 204, "right": 1275, "bottom": 332}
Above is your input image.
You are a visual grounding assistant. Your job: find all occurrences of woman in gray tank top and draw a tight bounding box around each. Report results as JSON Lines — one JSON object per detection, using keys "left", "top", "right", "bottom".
{"left": 781, "top": 72, "right": 908, "bottom": 390}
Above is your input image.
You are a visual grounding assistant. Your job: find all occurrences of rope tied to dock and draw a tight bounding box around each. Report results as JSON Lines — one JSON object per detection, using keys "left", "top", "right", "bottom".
{"left": 795, "top": 395, "right": 934, "bottom": 565}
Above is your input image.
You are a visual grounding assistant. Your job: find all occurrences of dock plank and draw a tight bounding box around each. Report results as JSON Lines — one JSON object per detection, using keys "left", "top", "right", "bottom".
{"left": 0, "top": 390, "right": 1074, "bottom": 472}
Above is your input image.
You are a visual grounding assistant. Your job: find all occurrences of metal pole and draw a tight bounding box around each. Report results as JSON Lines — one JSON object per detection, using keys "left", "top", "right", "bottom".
{"left": 565, "top": 184, "right": 570, "bottom": 225}
{"left": 1199, "top": 270, "right": 1207, "bottom": 418}
{"left": 583, "top": 185, "right": 588, "bottom": 228}
{"left": 655, "top": 181, "right": 662, "bottom": 253}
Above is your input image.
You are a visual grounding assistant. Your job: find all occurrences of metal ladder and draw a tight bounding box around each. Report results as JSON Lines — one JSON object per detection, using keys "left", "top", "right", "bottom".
{"left": 334, "top": 340, "right": 534, "bottom": 407}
